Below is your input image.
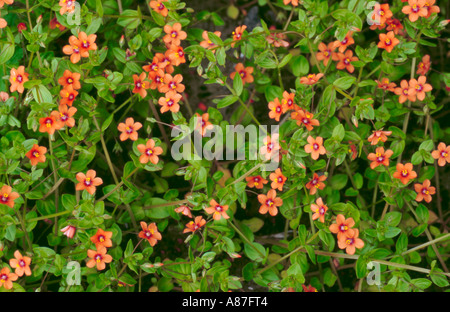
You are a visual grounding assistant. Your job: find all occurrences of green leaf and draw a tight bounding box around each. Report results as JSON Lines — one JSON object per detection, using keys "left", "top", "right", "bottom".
{"left": 330, "top": 174, "right": 348, "bottom": 190}
{"left": 430, "top": 270, "right": 449, "bottom": 287}
{"left": 355, "top": 256, "right": 368, "bottom": 279}
{"left": 411, "top": 278, "right": 432, "bottom": 290}
{"left": 333, "top": 76, "right": 356, "bottom": 90}
{"left": 416, "top": 204, "right": 429, "bottom": 224}
{"left": 233, "top": 71, "right": 243, "bottom": 96}
{"left": 117, "top": 9, "right": 141, "bottom": 29}
{"left": 291, "top": 55, "right": 309, "bottom": 76}
{"left": 216, "top": 95, "right": 238, "bottom": 109}
{"left": 0, "top": 43, "right": 15, "bottom": 65}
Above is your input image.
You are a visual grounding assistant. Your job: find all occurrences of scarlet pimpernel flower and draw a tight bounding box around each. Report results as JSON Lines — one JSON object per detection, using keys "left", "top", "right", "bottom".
{"left": 137, "top": 139, "right": 163, "bottom": 165}
{"left": 409, "top": 76, "right": 432, "bottom": 101}
{"left": 200, "top": 30, "right": 222, "bottom": 51}
{"left": 76, "top": 169, "right": 103, "bottom": 195}
{"left": 175, "top": 205, "right": 193, "bottom": 218}
{"left": 268, "top": 98, "right": 283, "bottom": 122}
{"left": 291, "top": 109, "right": 320, "bottom": 131}
{"left": 60, "top": 85, "right": 78, "bottom": 106}
{"left": 310, "top": 197, "right": 328, "bottom": 223}
{"left": 368, "top": 129, "right": 392, "bottom": 145}
{"left": 231, "top": 25, "right": 246, "bottom": 47}
{"left": 90, "top": 228, "right": 113, "bottom": 248}
{"left": 367, "top": 147, "right": 393, "bottom": 169}
{"left": 416, "top": 55, "right": 431, "bottom": 75}
{"left": 316, "top": 42, "right": 338, "bottom": 66}
{"left": 150, "top": 0, "right": 168, "bottom": 17}
{"left": 39, "top": 115, "right": 61, "bottom": 135}
{"left": 260, "top": 134, "right": 280, "bottom": 161}
{"left": 25, "top": 144, "right": 47, "bottom": 167}
{"left": 304, "top": 136, "right": 326, "bottom": 160}
{"left": 117, "top": 117, "right": 142, "bottom": 141}
{"left": 9, "top": 66, "right": 29, "bottom": 94}
{"left": 270, "top": 168, "right": 287, "bottom": 191}
{"left": 393, "top": 163, "right": 417, "bottom": 185}
{"left": 329, "top": 214, "right": 355, "bottom": 241}
{"left": 246, "top": 175, "right": 268, "bottom": 189}
{"left": 334, "top": 31, "right": 355, "bottom": 52}
{"left": 336, "top": 50, "right": 358, "bottom": 73}
{"left": 378, "top": 31, "right": 400, "bottom": 53}
{"left": 337, "top": 229, "right": 364, "bottom": 255}
{"left": 183, "top": 216, "right": 206, "bottom": 234}
{"left": 257, "top": 189, "right": 282, "bottom": 216}
{"left": 86, "top": 245, "right": 112, "bottom": 271}
{"left": 163, "top": 22, "right": 187, "bottom": 47}
{"left": 9, "top": 250, "right": 32, "bottom": 277}
{"left": 159, "top": 91, "right": 182, "bottom": 113}
{"left": 402, "top": 0, "right": 428, "bottom": 22}
{"left": 299, "top": 73, "right": 324, "bottom": 85}
{"left": 0, "top": 185, "right": 19, "bottom": 208}
{"left": 194, "top": 112, "right": 213, "bottom": 137}
{"left": 0, "top": 267, "right": 18, "bottom": 290}
{"left": 431, "top": 142, "right": 450, "bottom": 166}
{"left": 376, "top": 78, "right": 397, "bottom": 92}
{"left": 205, "top": 199, "right": 230, "bottom": 220}
{"left": 139, "top": 222, "right": 162, "bottom": 246}
{"left": 414, "top": 179, "right": 436, "bottom": 203}
{"left": 394, "top": 80, "right": 416, "bottom": 103}
{"left": 306, "top": 173, "right": 326, "bottom": 195}
{"left": 58, "top": 70, "right": 81, "bottom": 90}
{"left": 230, "top": 63, "right": 254, "bottom": 85}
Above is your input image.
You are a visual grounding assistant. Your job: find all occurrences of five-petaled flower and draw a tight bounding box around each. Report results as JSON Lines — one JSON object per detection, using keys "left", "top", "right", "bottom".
{"left": 257, "top": 189, "right": 283, "bottom": 216}
{"left": 163, "top": 22, "right": 187, "bottom": 47}
{"left": 86, "top": 245, "right": 112, "bottom": 271}
{"left": 117, "top": 117, "right": 142, "bottom": 141}
{"left": 230, "top": 63, "right": 254, "bottom": 85}
{"left": 150, "top": 0, "right": 168, "bottom": 17}
{"left": 337, "top": 228, "right": 364, "bottom": 255}
{"left": 175, "top": 205, "right": 193, "bottom": 218}
{"left": 376, "top": 78, "right": 397, "bottom": 92}
{"left": 159, "top": 90, "right": 182, "bottom": 114}
{"left": 0, "top": 267, "right": 18, "bottom": 290}
{"left": 291, "top": 109, "right": 320, "bottom": 131}
{"left": 205, "top": 199, "right": 230, "bottom": 220}
{"left": 137, "top": 139, "right": 163, "bottom": 165}
{"left": 270, "top": 168, "right": 287, "bottom": 191}
{"left": 334, "top": 31, "right": 355, "bottom": 53}
{"left": 260, "top": 134, "right": 281, "bottom": 161}
{"left": 316, "top": 42, "right": 339, "bottom": 66}
{"left": 414, "top": 179, "right": 436, "bottom": 203}
{"left": 0, "top": 185, "right": 19, "bottom": 208}
{"left": 336, "top": 50, "right": 358, "bottom": 73}
{"left": 368, "top": 129, "right": 392, "bottom": 145}
{"left": 416, "top": 55, "right": 431, "bottom": 75}
{"left": 139, "top": 222, "right": 162, "bottom": 246}
{"left": 329, "top": 214, "right": 355, "bottom": 241}
{"left": 409, "top": 75, "right": 432, "bottom": 101}
{"left": 200, "top": 30, "right": 222, "bottom": 51}
{"left": 306, "top": 173, "right": 327, "bottom": 195}
{"left": 9, "top": 66, "right": 29, "bottom": 94}
{"left": 310, "top": 197, "right": 328, "bottom": 223}
{"left": 76, "top": 169, "right": 103, "bottom": 195}
{"left": 9, "top": 250, "right": 32, "bottom": 277}
{"left": 371, "top": 3, "right": 393, "bottom": 25}
{"left": 378, "top": 31, "right": 400, "bottom": 53}
{"left": 304, "top": 136, "right": 326, "bottom": 160}
{"left": 39, "top": 115, "right": 61, "bottom": 135}
{"left": 195, "top": 112, "right": 214, "bottom": 137}
{"left": 231, "top": 25, "right": 247, "bottom": 47}
{"left": 394, "top": 79, "right": 417, "bottom": 103}
{"left": 132, "top": 72, "right": 150, "bottom": 98}
{"left": 26, "top": 144, "right": 47, "bottom": 167}
{"left": 60, "top": 85, "right": 78, "bottom": 106}
{"left": 393, "top": 163, "right": 417, "bottom": 185}
{"left": 246, "top": 175, "right": 268, "bottom": 189}
{"left": 367, "top": 147, "right": 393, "bottom": 169}
{"left": 183, "top": 216, "right": 206, "bottom": 234}
{"left": 268, "top": 98, "right": 283, "bottom": 122}
{"left": 299, "top": 73, "right": 324, "bottom": 85}
{"left": 58, "top": 70, "right": 82, "bottom": 90}
{"left": 431, "top": 142, "right": 450, "bottom": 166}
{"left": 90, "top": 228, "right": 113, "bottom": 248}
{"left": 402, "top": 0, "right": 428, "bottom": 22}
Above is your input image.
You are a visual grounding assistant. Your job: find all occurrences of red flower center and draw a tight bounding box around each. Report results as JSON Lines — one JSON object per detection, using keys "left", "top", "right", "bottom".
{"left": 313, "top": 143, "right": 319, "bottom": 150}
{"left": 146, "top": 148, "right": 153, "bottom": 156}
{"left": 17, "top": 75, "right": 23, "bottom": 83}
{"left": 68, "top": 94, "right": 74, "bottom": 100}
{"left": 171, "top": 31, "right": 178, "bottom": 38}
{"left": 341, "top": 37, "right": 348, "bottom": 45}
{"left": 215, "top": 205, "right": 223, "bottom": 212}
{"left": 344, "top": 58, "right": 350, "bottom": 65}
{"left": 32, "top": 150, "right": 40, "bottom": 158}
{"left": 82, "top": 41, "right": 90, "bottom": 49}
{"left": 266, "top": 199, "right": 274, "bottom": 207}
{"left": 278, "top": 177, "right": 283, "bottom": 183}
{"left": 0, "top": 274, "right": 7, "bottom": 281}
{"left": 19, "top": 260, "right": 26, "bottom": 267}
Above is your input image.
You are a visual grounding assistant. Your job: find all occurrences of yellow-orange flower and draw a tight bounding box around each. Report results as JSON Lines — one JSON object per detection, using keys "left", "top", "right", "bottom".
{"left": 269, "top": 168, "right": 287, "bottom": 191}
{"left": 86, "top": 245, "right": 112, "bottom": 270}
{"left": 183, "top": 216, "right": 206, "bottom": 234}
{"left": 9, "top": 250, "right": 32, "bottom": 277}
{"left": 414, "top": 179, "right": 435, "bottom": 203}
{"left": 117, "top": 117, "right": 142, "bottom": 141}
{"left": 393, "top": 163, "right": 417, "bottom": 185}
{"left": 0, "top": 267, "right": 18, "bottom": 290}
{"left": 310, "top": 197, "right": 328, "bottom": 223}
{"left": 431, "top": 142, "right": 450, "bottom": 166}
{"left": 245, "top": 175, "right": 268, "bottom": 189}
{"left": 76, "top": 169, "right": 103, "bottom": 195}
{"left": 0, "top": 185, "right": 19, "bottom": 208}
{"left": 367, "top": 147, "right": 393, "bottom": 169}
{"left": 337, "top": 229, "right": 364, "bottom": 255}
{"left": 205, "top": 199, "right": 229, "bottom": 220}
{"left": 9, "top": 66, "right": 29, "bottom": 94}
{"left": 304, "top": 136, "right": 326, "bottom": 160}
{"left": 329, "top": 214, "right": 355, "bottom": 241}
{"left": 377, "top": 31, "right": 399, "bottom": 53}
{"left": 25, "top": 144, "right": 47, "bottom": 167}
{"left": 257, "top": 189, "right": 282, "bottom": 216}
{"left": 137, "top": 139, "right": 163, "bottom": 165}
{"left": 139, "top": 222, "right": 162, "bottom": 246}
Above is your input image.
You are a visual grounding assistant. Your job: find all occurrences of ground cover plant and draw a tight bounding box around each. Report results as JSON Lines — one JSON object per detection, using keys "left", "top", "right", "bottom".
{"left": 0, "top": 0, "right": 449, "bottom": 293}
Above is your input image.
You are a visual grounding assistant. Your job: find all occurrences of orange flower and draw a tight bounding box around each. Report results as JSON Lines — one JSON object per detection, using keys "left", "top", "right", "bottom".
{"left": 183, "top": 216, "right": 206, "bottom": 234}
{"left": 162, "top": 50, "right": 175, "bottom": 73}
{"left": 305, "top": 173, "right": 326, "bottom": 195}
{"left": 0, "top": 267, "right": 18, "bottom": 290}
{"left": 163, "top": 23, "right": 187, "bottom": 47}
{"left": 336, "top": 50, "right": 358, "bottom": 73}
{"left": 167, "top": 45, "right": 186, "bottom": 66}
{"left": 266, "top": 32, "right": 289, "bottom": 48}
{"left": 370, "top": 3, "right": 393, "bottom": 25}
{"left": 160, "top": 73, "right": 185, "bottom": 94}
{"left": 143, "top": 55, "right": 164, "bottom": 73}
{"left": 200, "top": 30, "right": 222, "bottom": 51}
{"left": 367, "top": 129, "right": 392, "bottom": 145}
{"left": 377, "top": 31, "right": 399, "bottom": 53}
{"left": 376, "top": 78, "right": 396, "bottom": 92}
{"left": 310, "top": 197, "right": 328, "bottom": 223}
{"left": 414, "top": 179, "right": 435, "bottom": 203}
{"left": 63, "top": 35, "right": 82, "bottom": 63}
{"left": 231, "top": 25, "right": 247, "bottom": 47}
{"left": 117, "top": 117, "right": 142, "bottom": 141}
{"left": 175, "top": 205, "right": 193, "bottom": 218}
{"left": 58, "top": 70, "right": 81, "bottom": 90}
{"left": 299, "top": 73, "right": 324, "bottom": 85}
{"left": 9, "top": 66, "right": 29, "bottom": 94}
{"left": 402, "top": 0, "right": 428, "bottom": 22}
{"left": 302, "top": 284, "right": 317, "bottom": 292}
{"left": 9, "top": 250, "right": 32, "bottom": 277}
{"left": 205, "top": 199, "right": 230, "bottom": 220}
{"left": 76, "top": 169, "right": 103, "bottom": 195}
{"left": 337, "top": 229, "right": 364, "bottom": 255}
{"left": 283, "top": 0, "right": 299, "bottom": 6}
{"left": 260, "top": 134, "right": 280, "bottom": 161}
{"left": 329, "top": 214, "right": 355, "bottom": 241}
{"left": 139, "top": 222, "right": 162, "bottom": 246}
{"left": 132, "top": 72, "right": 150, "bottom": 98}
{"left": 245, "top": 175, "right": 268, "bottom": 189}
{"left": 90, "top": 228, "right": 113, "bottom": 248}
{"left": 349, "top": 143, "right": 358, "bottom": 160}
{"left": 195, "top": 112, "right": 213, "bottom": 136}
{"left": 424, "top": 0, "right": 440, "bottom": 18}
{"left": 137, "top": 139, "right": 163, "bottom": 165}
{"left": 0, "top": 18, "right": 7, "bottom": 29}
{"left": 281, "top": 91, "right": 296, "bottom": 113}
{"left": 77, "top": 31, "right": 97, "bottom": 56}
{"left": 431, "top": 142, "right": 450, "bottom": 166}
{"left": 393, "top": 163, "right": 417, "bottom": 185}
{"left": 150, "top": 0, "right": 168, "bottom": 17}
{"left": 158, "top": 90, "right": 182, "bottom": 114}
{"left": 334, "top": 31, "right": 355, "bottom": 53}
{"left": 386, "top": 18, "right": 404, "bottom": 35}
{"left": 230, "top": 63, "right": 254, "bottom": 85}
{"left": 60, "top": 85, "right": 78, "bottom": 106}
{"left": 149, "top": 69, "right": 165, "bottom": 91}
{"left": 257, "top": 189, "right": 283, "bottom": 216}
{"left": 304, "top": 136, "right": 326, "bottom": 160}
{"left": 268, "top": 98, "right": 283, "bottom": 122}
{"left": 49, "top": 17, "right": 65, "bottom": 31}
{"left": 86, "top": 245, "right": 112, "bottom": 270}
{"left": 269, "top": 168, "right": 287, "bottom": 191}
{"left": 0, "top": 185, "right": 19, "bottom": 208}
{"left": 39, "top": 115, "right": 61, "bottom": 135}
{"left": 394, "top": 79, "right": 416, "bottom": 103}
{"left": 59, "top": 0, "right": 76, "bottom": 15}
{"left": 54, "top": 104, "right": 77, "bottom": 128}
{"left": 416, "top": 55, "right": 431, "bottom": 75}
{"left": 292, "top": 109, "right": 320, "bottom": 131}
{"left": 367, "top": 147, "right": 393, "bottom": 169}
{"left": 316, "top": 42, "right": 339, "bottom": 67}
{"left": 408, "top": 76, "right": 432, "bottom": 101}
{"left": 25, "top": 144, "right": 47, "bottom": 167}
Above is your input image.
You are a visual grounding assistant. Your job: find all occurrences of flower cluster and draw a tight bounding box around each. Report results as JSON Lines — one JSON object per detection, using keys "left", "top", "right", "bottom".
{"left": 329, "top": 215, "right": 364, "bottom": 255}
